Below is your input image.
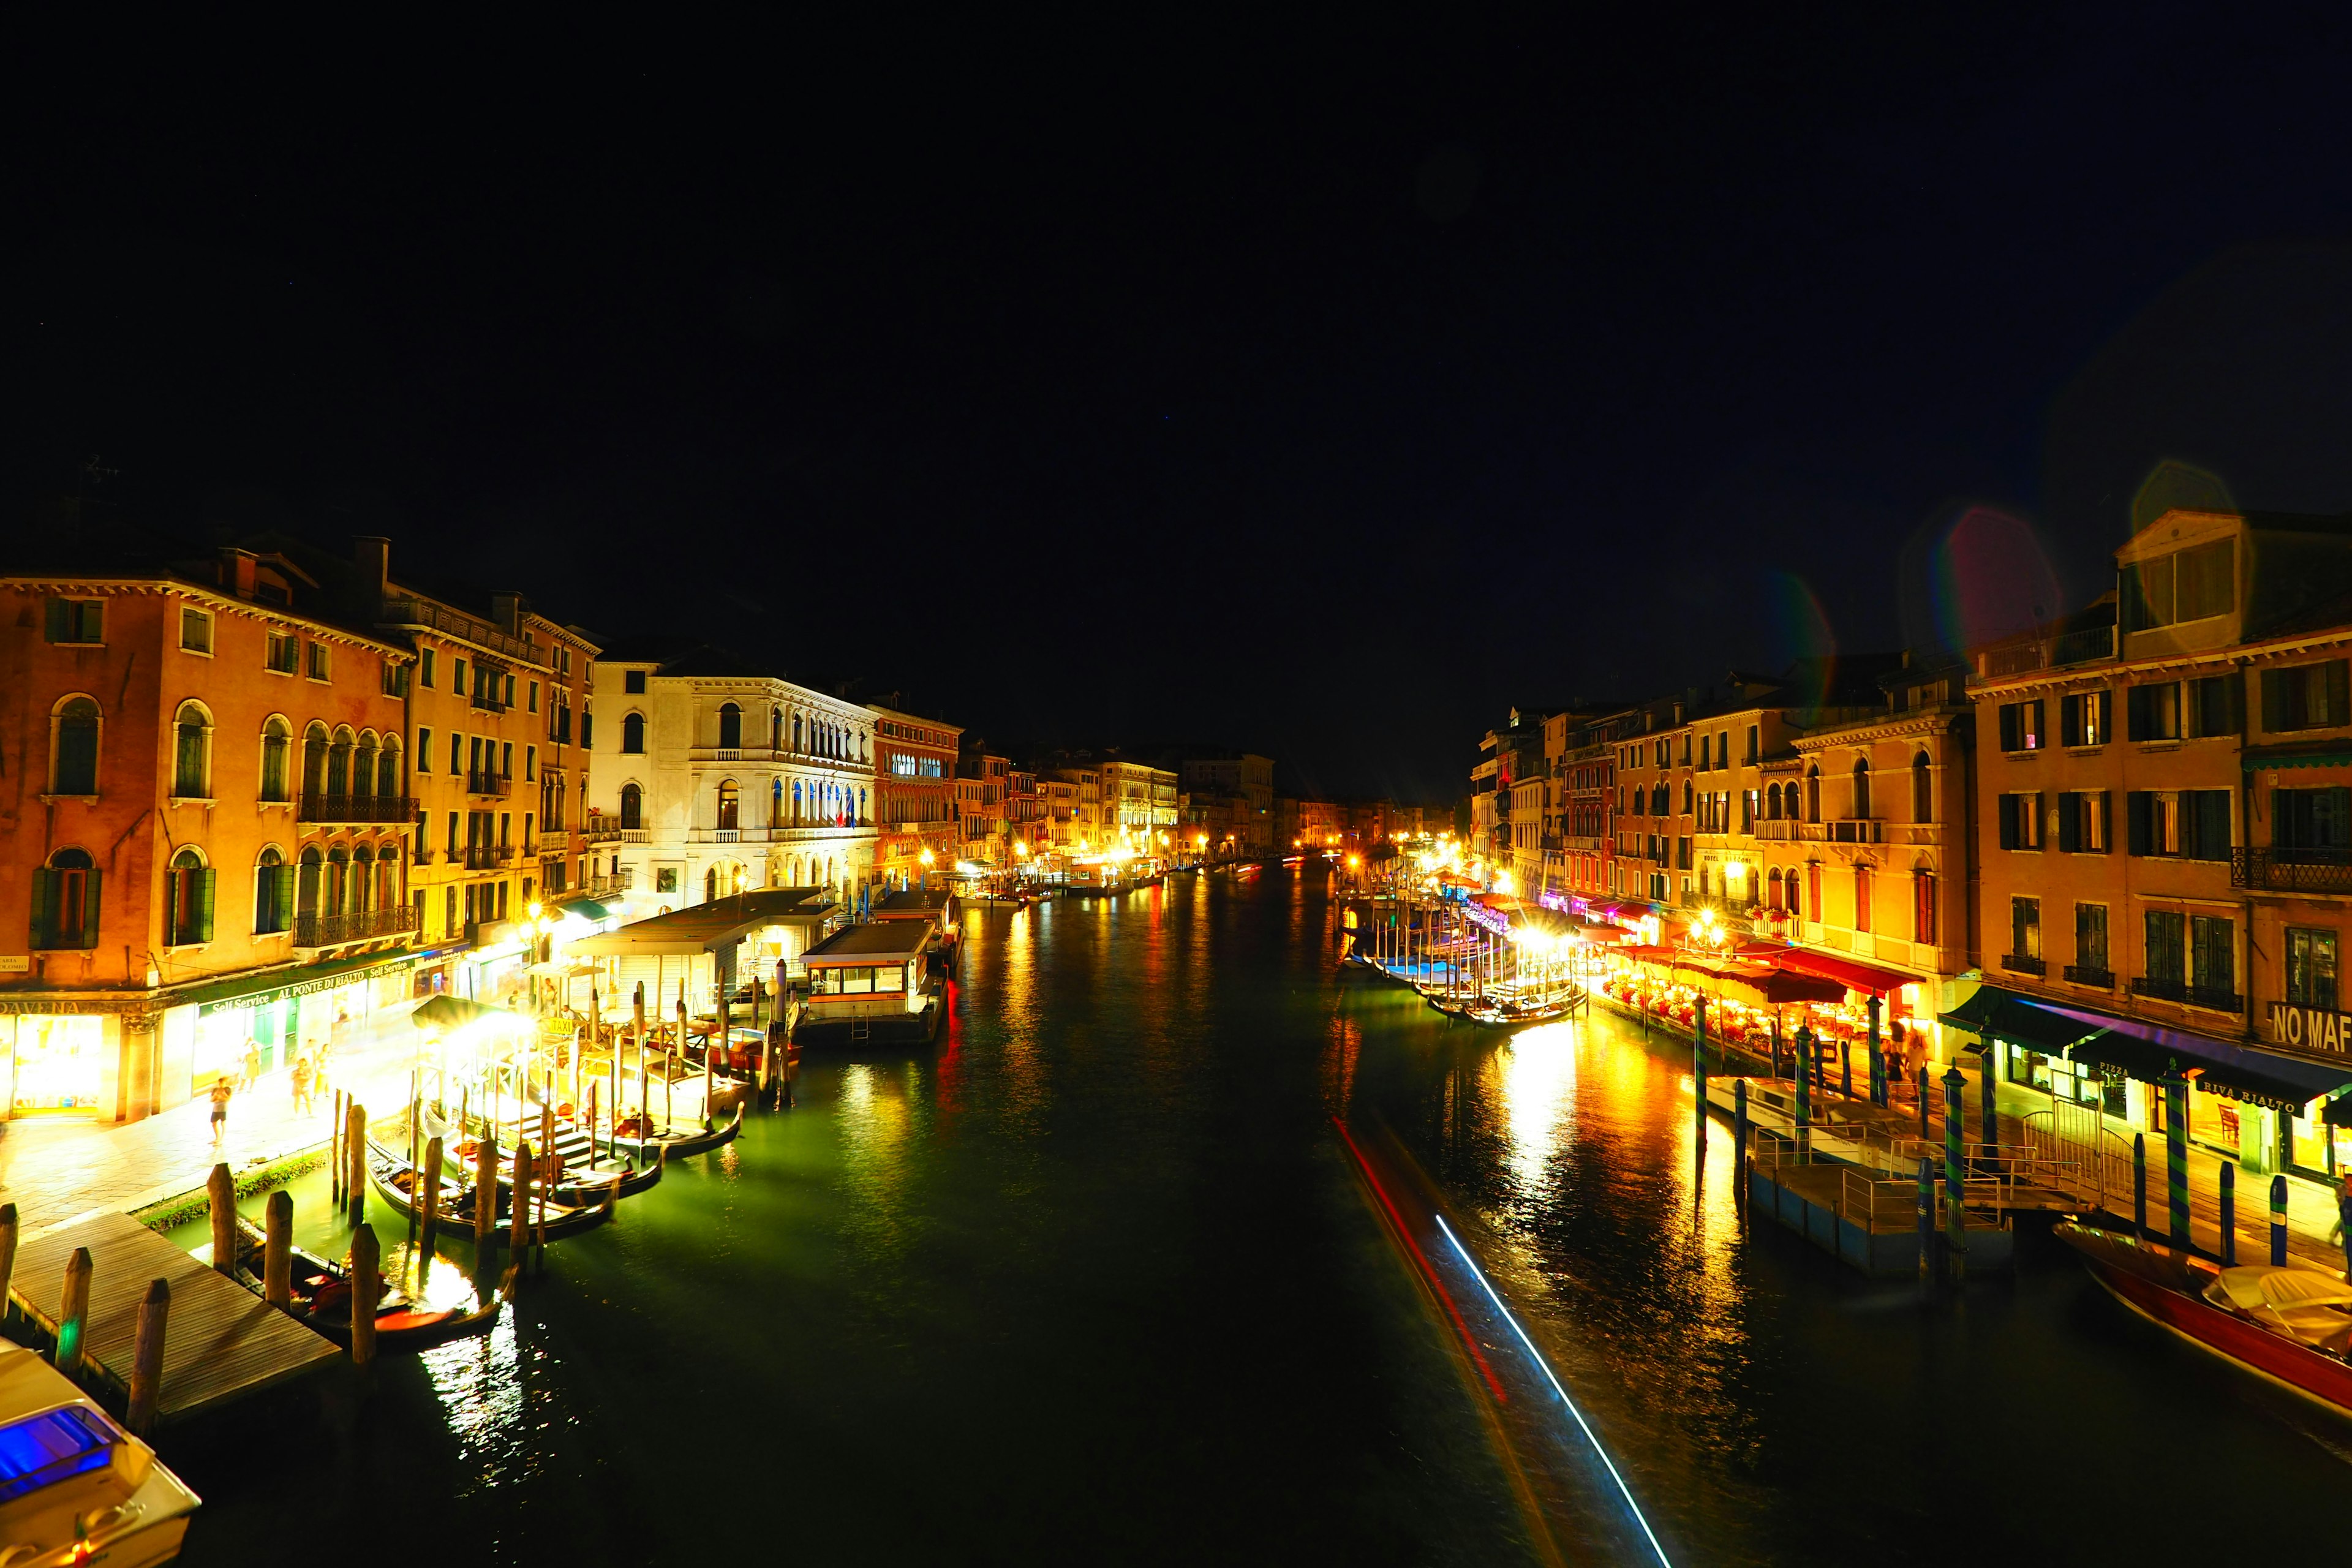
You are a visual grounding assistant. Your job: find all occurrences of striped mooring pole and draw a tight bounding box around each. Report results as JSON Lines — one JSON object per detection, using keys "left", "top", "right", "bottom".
{"left": 1733, "top": 1077, "right": 1749, "bottom": 1191}
{"left": 1840, "top": 1036, "right": 1853, "bottom": 1101}
{"left": 1942, "top": 1061, "right": 1967, "bottom": 1281}
{"left": 1793, "top": 1027, "right": 1812, "bottom": 1161}
{"left": 1979, "top": 1047, "right": 1999, "bottom": 1163}
{"left": 2133, "top": 1134, "right": 2148, "bottom": 1242}
{"left": 1693, "top": 997, "right": 1709, "bottom": 1152}
{"left": 2165, "top": 1072, "right": 2190, "bottom": 1249}
{"left": 2218, "top": 1162, "right": 2237, "bottom": 1267}
{"left": 1917, "top": 1155, "right": 1935, "bottom": 1283}
{"left": 2271, "top": 1173, "right": 2290, "bottom": 1267}
{"left": 1866, "top": 995, "right": 1885, "bottom": 1107}
{"left": 1917, "top": 1066, "right": 1931, "bottom": 1138}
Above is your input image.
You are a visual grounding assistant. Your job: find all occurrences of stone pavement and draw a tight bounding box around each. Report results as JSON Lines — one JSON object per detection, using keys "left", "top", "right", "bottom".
{"left": 0, "top": 1000, "right": 436, "bottom": 1237}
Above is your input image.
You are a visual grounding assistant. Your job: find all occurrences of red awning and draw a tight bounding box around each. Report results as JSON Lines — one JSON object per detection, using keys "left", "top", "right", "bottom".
{"left": 1770, "top": 948, "right": 1918, "bottom": 996}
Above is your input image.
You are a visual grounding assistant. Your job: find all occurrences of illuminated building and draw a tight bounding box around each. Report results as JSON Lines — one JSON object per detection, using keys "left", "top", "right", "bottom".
{"left": 872, "top": 703, "right": 963, "bottom": 889}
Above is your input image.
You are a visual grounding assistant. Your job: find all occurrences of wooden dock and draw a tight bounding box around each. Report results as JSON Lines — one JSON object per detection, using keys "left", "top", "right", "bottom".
{"left": 9, "top": 1211, "right": 340, "bottom": 1423}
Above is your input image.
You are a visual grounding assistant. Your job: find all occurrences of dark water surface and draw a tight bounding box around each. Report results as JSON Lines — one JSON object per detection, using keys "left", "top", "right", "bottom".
{"left": 170, "top": 866, "right": 2351, "bottom": 1565}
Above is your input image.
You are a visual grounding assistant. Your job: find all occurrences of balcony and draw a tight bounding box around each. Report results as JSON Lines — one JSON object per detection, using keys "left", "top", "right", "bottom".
{"left": 379, "top": 596, "right": 536, "bottom": 662}
{"left": 2233, "top": 848, "right": 2352, "bottom": 894}
{"left": 462, "top": 844, "right": 518, "bottom": 870}
{"left": 1828, "top": 818, "right": 1883, "bottom": 845}
{"left": 1755, "top": 820, "right": 1796, "bottom": 840}
{"left": 412, "top": 846, "right": 437, "bottom": 867}
{"left": 2062, "top": 964, "right": 2114, "bottom": 989}
{"left": 470, "top": 690, "right": 509, "bottom": 714}
{"left": 2002, "top": 953, "right": 2046, "bottom": 976}
{"left": 2052, "top": 624, "right": 2116, "bottom": 666}
{"left": 558, "top": 870, "right": 635, "bottom": 903}
{"left": 293, "top": 905, "right": 417, "bottom": 950}
{"left": 579, "top": 818, "right": 623, "bottom": 844}
{"left": 298, "top": 793, "right": 418, "bottom": 825}
{"left": 466, "top": 771, "right": 511, "bottom": 799}
{"left": 2130, "top": 976, "right": 2244, "bottom": 1013}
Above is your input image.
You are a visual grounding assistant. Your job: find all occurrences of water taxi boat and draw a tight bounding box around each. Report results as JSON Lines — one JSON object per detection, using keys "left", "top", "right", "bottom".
{"left": 0, "top": 1340, "right": 201, "bottom": 1565}
{"left": 2056, "top": 1221, "right": 2352, "bottom": 1417}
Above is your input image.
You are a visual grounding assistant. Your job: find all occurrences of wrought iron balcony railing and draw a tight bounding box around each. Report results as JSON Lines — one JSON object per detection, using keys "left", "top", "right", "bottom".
{"left": 2233, "top": 847, "right": 2352, "bottom": 894}
{"left": 298, "top": 793, "right": 417, "bottom": 824}
{"left": 294, "top": 905, "right": 417, "bottom": 949}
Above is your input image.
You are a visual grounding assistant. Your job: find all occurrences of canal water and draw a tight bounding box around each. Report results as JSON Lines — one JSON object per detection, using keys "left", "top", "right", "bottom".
{"left": 168, "top": 865, "right": 2351, "bottom": 1566}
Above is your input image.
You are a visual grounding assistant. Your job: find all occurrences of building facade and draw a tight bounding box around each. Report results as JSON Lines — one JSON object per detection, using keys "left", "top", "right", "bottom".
{"left": 872, "top": 705, "right": 963, "bottom": 888}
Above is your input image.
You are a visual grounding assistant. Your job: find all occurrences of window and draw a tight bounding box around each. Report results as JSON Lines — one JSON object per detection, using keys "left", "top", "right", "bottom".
{"left": 529, "top": 680, "right": 540, "bottom": 714}
{"left": 2127, "top": 683, "right": 2181, "bottom": 741}
{"left": 45, "top": 598, "right": 103, "bottom": 643}
{"left": 2124, "top": 540, "right": 2234, "bottom": 629}
{"left": 50, "top": 696, "right": 100, "bottom": 796}
{"left": 1908, "top": 752, "right": 1932, "bottom": 823}
{"left": 625, "top": 670, "right": 647, "bottom": 694}
{"left": 2190, "top": 914, "right": 2235, "bottom": 1003}
{"left": 526, "top": 745, "right": 537, "bottom": 782}
{"left": 1805, "top": 768, "right": 1821, "bottom": 822}
{"left": 2261, "top": 661, "right": 2350, "bottom": 733}
{"left": 718, "top": 703, "right": 742, "bottom": 750}
{"left": 416, "top": 727, "right": 432, "bottom": 777}
{"left": 2057, "top": 791, "right": 2109, "bottom": 853}
{"left": 1853, "top": 866, "right": 1872, "bottom": 933}
{"left": 172, "top": 701, "right": 213, "bottom": 799}
{"left": 377, "top": 740, "right": 400, "bottom": 797}
{"left": 2060, "top": 690, "right": 2111, "bottom": 747}
{"left": 1851, "top": 760, "right": 1872, "bottom": 818}
{"left": 717, "top": 779, "right": 740, "bottom": 830}
{"left": 2144, "top": 910, "right": 2187, "bottom": 990}
{"left": 266, "top": 631, "right": 298, "bottom": 674}
{"left": 254, "top": 848, "right": 292, "bottom": 935}
{"left": 1913, "top": 871, "right": 1936, "bottom": 944}
{"left": 620, "top": 783, "right": 643, "bottom": 831}
{"left": 581, "top": 708, "right": 593, "bottom": 749}
{"left": 179, "top": 607, "right": 213, "bottom": 654}
{"left": 260, "top": 716, "right": 292, "bottom": 802}
{"left": 2127, "top": 790, "right": 2230, "bottom": 859}
{"left": 2187, "top": 676, "right": 2238, "bottom": 738}
{"left": 420, "top": 648, "right": 436, "bottom": 688}
{"left": 31, "top": 848, "right": 100, "bottom": 951}
{"left": 1745, "top": 725, "right": 1759, "bottom": 764}
{"left": 306, "top": 642, "right": 330, "bottom": 682}
{"left": 1998, "top": 701, "right": 2045, "bottom": 752}
{"left": 2076, "top": 904, "right": 2109, "bottom": 974}
{"left": 165, "top": 848, "right": 214, "bottom": 946}
{"left": 2287, "top": 928, "right": 2339, "bottom": 1011}
{"left": 380, "top": 661, "right": 405, "bottom": 698}
{"left": 2011, "top": 897, "right": 2041, "bottom": 962}
{"left": 622, "top": 713, "right": 646, "bottom": 753}
{"left": 2274, "top": 787, "right": 2352, "bottom": 861}
{"left": 1996, "top": 791, "right": 2044, "bottom": 850}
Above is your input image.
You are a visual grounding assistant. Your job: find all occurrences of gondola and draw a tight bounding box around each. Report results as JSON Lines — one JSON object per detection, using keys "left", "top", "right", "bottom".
{"left": 2056, "top": 1221, "right": 2352, "bottom": 1418}
{"left": 222, "top": 1211, "right": 508, "bottom": 1352}
{"left": 401, "top": 1104, "right": 664, "bottom": 1207}
{"left": 366, "top": 1142, "right": 616, "bottom": 1243}
{"left": 603, "top": 1096, "right": 746, "bottom": 1162}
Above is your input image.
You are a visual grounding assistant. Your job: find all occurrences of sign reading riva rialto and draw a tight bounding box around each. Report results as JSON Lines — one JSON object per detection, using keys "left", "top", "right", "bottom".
{"left": 2269, "top": 1003, "right": 2352, "bottom": 1055}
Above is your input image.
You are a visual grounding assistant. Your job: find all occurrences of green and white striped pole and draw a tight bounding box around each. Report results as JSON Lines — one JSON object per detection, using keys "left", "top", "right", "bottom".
{"left": 1694, "top": 997, "right": 1709, "bottom": 1153}
{"left": 1979, "top": 1046, "right": 1999, "bottom": 1169}
{"left": 1793, "top": 1026, "right": 1812, "bottom": 1162}
{"left": 1943, "top": 1061, "right": 1967, "bottom": 1281}
{"left": 1917, "top": 1155, "right": 1935, "bottom": 1283}
{"left": 2165, "top": 1069, "right": 2190, "bottom": 1250}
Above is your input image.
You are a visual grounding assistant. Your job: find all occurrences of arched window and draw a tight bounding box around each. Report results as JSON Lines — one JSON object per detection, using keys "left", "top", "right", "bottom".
{"left": 326, "top": 846, "right": 350, "bottom": 916}
{"left": 1765, "top": 782, "right": 1782, "bottom": 820}
{"left": 1768, "top": 867, "right": 1784, "bottom": 910}
{"left": 33, "top": 847, "right": 100, "bottom": 951}
{"left": 793, "top": 714, "right": 804, "bottom": 752}
{"left": 1681, "top": 780, "right": 1693, "bottom": 815}
{"left": 51, "top": 696, "right": 100, "bottom": 796}
{"left": 255, "top": 846, "right": 291, "bottom": 935}
{"left": 1912, "top": 751, "right": 1933, "bottom": 824}
{"left": 622, "top": 712, "right": 646, "bottom": 754}
{"left": 771, "top": 708, "right": 783, "bottom": 752}
{"left": 173, "top": 701, "right": 213, "bottom": 799}
{"left": 376, "top": 846, "right": 399, "bottom": 911}
{"left": 792, "top": 780, "right": 803, "bottom": 823}
{"left": 1851, "top": 759, "right": 1872, "bottom": 820}
{"left": 717, "top": 779, "right": 741, "bottom": 831}
{"left": 377, "top": 738, "right": 402, "bottom": 800}
{"left": 718, "top": 703, "right": 742, "bottom": 750}
{"left": 297, "top": 846, "right": 323, "bottom": 919}
{"left": 260, "top": 716, "right": 292, "bottom": 803}
{"left": 352, "top": 846, "right": 377, "bottom": 912}
{"left": 303, "top": 722, "right": 330, "bottom": 797}
{"left": 1805, "top": 766, "right": 1822, "bottom": 823}
{"left": 1786, "top": 867, "right": 1801, "bottom": 921}
{"left": 326, "top": 725, "right": 355, "bottom": 797}
{"left": 352, "top": 731, "right": 378, "bottom": 799}
{"left": 166, "top": 846, "right": 214, "bottom": 946}
{"left": 619, "top": 782, "right": 643, "bottom": 831}
{"left": 772, "top": 778, "right": 783, "bottom": 824}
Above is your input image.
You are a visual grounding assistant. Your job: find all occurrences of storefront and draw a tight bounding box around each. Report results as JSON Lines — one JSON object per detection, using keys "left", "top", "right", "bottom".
{"left": 159, "top": 952, "right": 417, "bottom": 1109}
{"left": 1, "top": 1012, "right": 110, "bottom": 1118}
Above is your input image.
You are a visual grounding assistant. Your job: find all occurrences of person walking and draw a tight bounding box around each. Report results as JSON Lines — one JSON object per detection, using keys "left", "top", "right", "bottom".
{"left": 2335, "top": 1172, "right": 2352, "bottom": 1281}
{"left": 290, "top": 1052, "right": 314, "bottom": 1115}
{"left": 240, "top": 1039, "right": 263, "bottom": 1093}
{"left": 209, "top": 1075, "right": 234, "bottom": 1144}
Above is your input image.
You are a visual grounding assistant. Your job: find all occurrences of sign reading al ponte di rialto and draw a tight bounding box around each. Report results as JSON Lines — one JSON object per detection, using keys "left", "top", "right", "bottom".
{"left": 2269, "top": 1002, "right": 2352, "bottom": 1056}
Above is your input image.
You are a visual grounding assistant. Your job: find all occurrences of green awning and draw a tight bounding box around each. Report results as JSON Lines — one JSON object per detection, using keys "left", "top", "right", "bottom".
{"left": 564, "top": 899, "right": 612, "bottom": 921}
{"left": 1937, "top": 984, "right": 2114, "bottom": 1056}
{"left": 2243, "top": 743, "right": 2352, "bottom": 771}
{"left": 179, "top": 951, "right": 417, "bottom": 1017}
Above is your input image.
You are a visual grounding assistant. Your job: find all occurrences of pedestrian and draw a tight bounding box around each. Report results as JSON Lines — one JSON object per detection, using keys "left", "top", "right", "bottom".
{"left": 2335, "top": 1172, "right": 2352, "bottom": 1281}
{"left": 290, "top": 1053, "right": 314, "bottom": 1115}
{"left": 332, "top": 1006, "right": 352, "bottom": 1058}
{"left": 209, "top": 1075, "right": 233, "bottom": 1144}
{"left": 241, "top": 1039, "right": 263, "bottom": 1091}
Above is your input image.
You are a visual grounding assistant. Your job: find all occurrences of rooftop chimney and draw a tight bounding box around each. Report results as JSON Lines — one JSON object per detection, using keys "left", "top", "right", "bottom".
{"left": 352, "top": 536, "right": 390, "bottom": 614}
{"left": 491, "top": 592, "right": 526, "bottom": 635}
{"left": 217, "top": 547, "right": 258, "bottom": 599}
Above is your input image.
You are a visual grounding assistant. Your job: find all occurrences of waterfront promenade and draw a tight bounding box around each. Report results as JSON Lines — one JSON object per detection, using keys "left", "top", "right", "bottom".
{"left": 0, "top": 1002, "right": 430, "bottom": 1237}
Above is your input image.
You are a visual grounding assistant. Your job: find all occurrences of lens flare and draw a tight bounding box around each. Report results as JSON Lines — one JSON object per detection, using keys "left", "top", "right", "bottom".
{"left": 1929, "top": 505, "right": 2066, "bottom": 650}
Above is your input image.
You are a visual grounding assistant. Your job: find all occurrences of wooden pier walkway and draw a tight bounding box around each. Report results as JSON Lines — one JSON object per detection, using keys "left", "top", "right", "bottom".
{"left": 9, "top": 1210, "right": 339, "bottom": 1423}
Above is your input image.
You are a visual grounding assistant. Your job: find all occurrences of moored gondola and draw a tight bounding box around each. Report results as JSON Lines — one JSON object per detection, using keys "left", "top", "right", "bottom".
{"left": 222, "top": 1211, "right": 508, "bottom": 1352}
{"left": 366, "top": 1142, "right": 616, "bottom": 1243}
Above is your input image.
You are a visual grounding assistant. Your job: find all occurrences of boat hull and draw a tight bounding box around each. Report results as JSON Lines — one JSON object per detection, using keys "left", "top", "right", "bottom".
{"left": 2059, "top": 1223, "right": 2352, "bottom": 1419}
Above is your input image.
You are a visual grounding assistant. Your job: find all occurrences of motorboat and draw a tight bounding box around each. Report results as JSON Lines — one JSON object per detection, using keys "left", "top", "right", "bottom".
{"left": 2056, "top": 1221, "right": 2352, "bottom": 1417}
{"left": 0, "top": 1339, "right": 201, "bottom": 1566}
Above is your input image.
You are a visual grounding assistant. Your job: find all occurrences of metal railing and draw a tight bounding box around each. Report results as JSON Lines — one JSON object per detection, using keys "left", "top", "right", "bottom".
{"left": 2052, "top": 624, "right": 2116, "bottom": 666}
{"left": 462, "top": 844, "right": 517, "bottom": 869}
{"left": 2233, "top": 847, "right": 2352, "bottom": 894}
{"left": 2002, "top": 953, "right": 2046, "bottom": 976}
{"left": 2129, "top": 976, "right": 2242, "bottom": 1012}
{"left": 379, "top": 596, "right": 537, "bottom": 662}
{"left": 2062, "top": 963, "right": 2114, "bottom": 988}
{"left": 467, "top": 771, "right": 511, "bottom": 798}
{"left": 298, "top": 793, "right": 417, "bottom": 824}
{"left": 294, "top": 905, "right": 417, "bottom": 948}
{"left": 470, "top": 690, "right": 509, "bottom": 714}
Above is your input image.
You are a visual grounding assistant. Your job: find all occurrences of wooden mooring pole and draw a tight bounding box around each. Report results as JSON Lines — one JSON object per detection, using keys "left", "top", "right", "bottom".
{"left": 208, "top": 1163, "right": 237, "bottom": 1275}
{"left": 346, "top": 1100, "right": 368, "bottom": 1225}
{"left": 264, "top": 1190, "right": 293, "bottom": 1308}
{"left": 57, "top": 1246, "right": 92, "bottom": 1379}
{"left": 349, "top": 1224, "right": 380, "bottom": 1366}
{"left": 0, "top": 1201, "right": 17, "bottom": 1329}
{"left": 420, "top": 1135, "right": 445, "bottom": 1259}
{"left": 475, "top": 1131, "right": 499, "bottom": 1246}
{"left": 125, "top": 1278, "right": 169, "bottom": 1438}
{"left": 330, "top": 1089, "right": 345, "bottom": 1206}
{"left": 510, "top": 1141, "right": 533, "bottom": 1264}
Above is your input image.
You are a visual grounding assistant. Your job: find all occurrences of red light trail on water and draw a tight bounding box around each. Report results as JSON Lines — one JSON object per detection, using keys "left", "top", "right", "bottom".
{"left": 1331, "top": 1116, "right": 1508, "bottom": 1404}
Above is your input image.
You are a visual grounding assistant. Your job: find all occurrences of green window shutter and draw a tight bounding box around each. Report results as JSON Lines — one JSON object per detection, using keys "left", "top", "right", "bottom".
{"left": 2329, "top": 662, "right": 2351, "bottom": 728}
{"left": 195, "top": 868, "right": 216, "bottom": 944}
{"left": 2126, "top": 792, "right": 2152, "bottom": 856}
{"left": 79, "top": 869, "right": 100, "bottom": 949}
{"left": 2057, "top": 795, "right": 2079, "bottom": 853}
{"left": 276, "top": 864, "right": 295, "bottom": 931}
{"left": 29, "top": 868, "right": 56, "bottom": 948}
{"left": 44, "top": 598, "right": 67, "bottom": 641}
{"left": 2100, "top": 791, "right": 2116, "bottom": 853}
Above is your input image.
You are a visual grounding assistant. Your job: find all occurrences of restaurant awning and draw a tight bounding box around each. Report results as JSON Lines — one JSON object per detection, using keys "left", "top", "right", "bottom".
{"left": 2033, "top": 1001, "right": 2352, "bottom": 1114}
{"left": 1675, "top": 957, "right": 1845, "bottom": 1007}
{"left": 1938, "top": 984, "right": 2114, "bottom": 1057}
{"left": 1768, "top": 948, "right": 1918, "bottom": 997}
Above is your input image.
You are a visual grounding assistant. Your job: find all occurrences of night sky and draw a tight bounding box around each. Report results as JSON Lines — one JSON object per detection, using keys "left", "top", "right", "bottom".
{"left": 12, "top": 10, "right": 2352, "bottom": 803}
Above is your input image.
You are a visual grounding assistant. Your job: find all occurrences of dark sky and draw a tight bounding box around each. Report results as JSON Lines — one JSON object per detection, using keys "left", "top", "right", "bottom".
{"left": 13, "top": 10, "right": 2352, "bottom": 802}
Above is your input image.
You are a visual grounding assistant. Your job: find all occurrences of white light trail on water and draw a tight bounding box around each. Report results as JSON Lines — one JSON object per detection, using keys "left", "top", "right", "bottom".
{"left": 1434, "top": 1213, "right": 1673, "bottom": 1568}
